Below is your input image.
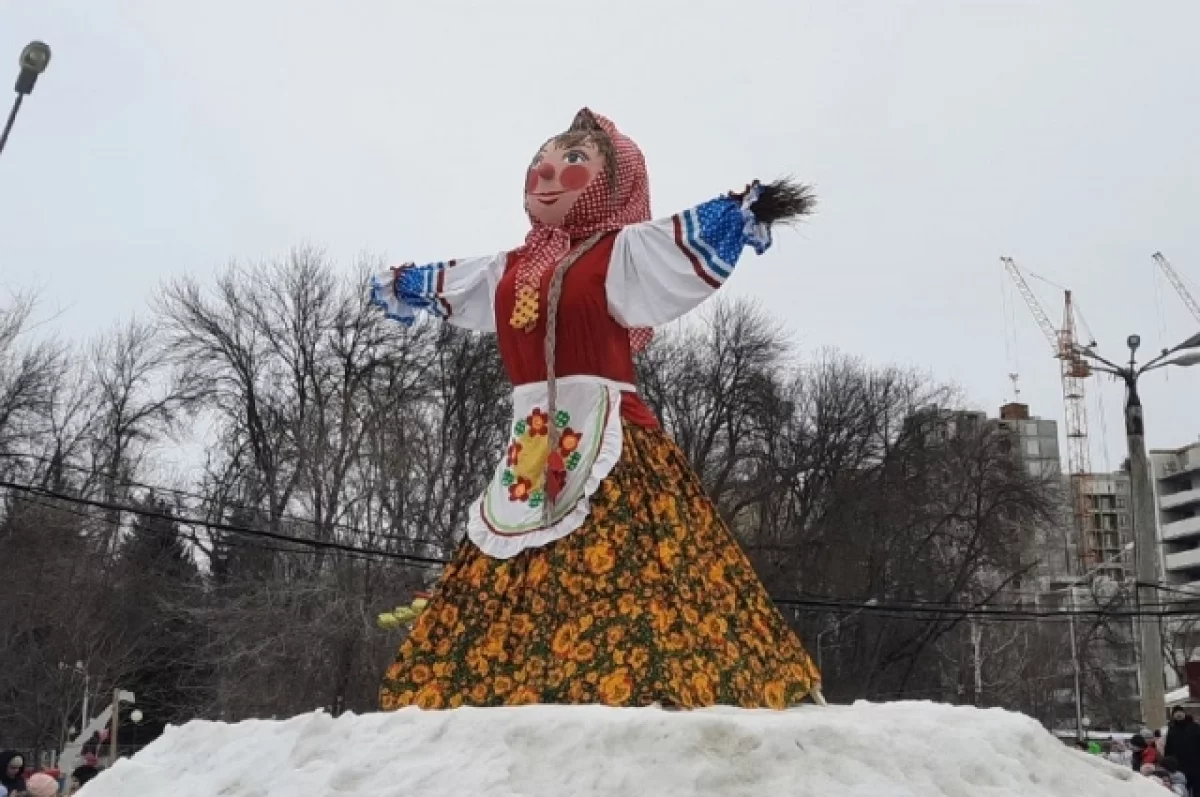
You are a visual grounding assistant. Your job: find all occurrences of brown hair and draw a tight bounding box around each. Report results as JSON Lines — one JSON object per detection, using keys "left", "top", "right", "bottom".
{"left": 533, "top": 109, "right": 618, "bottom": 189}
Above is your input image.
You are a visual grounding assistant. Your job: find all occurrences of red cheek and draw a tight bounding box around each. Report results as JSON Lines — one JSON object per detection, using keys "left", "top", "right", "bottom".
{"left": 525, "top": 169, "right": 539, "bottom": 193}
{"left": 559, "top": 164, "right": 592, "bottom": 191}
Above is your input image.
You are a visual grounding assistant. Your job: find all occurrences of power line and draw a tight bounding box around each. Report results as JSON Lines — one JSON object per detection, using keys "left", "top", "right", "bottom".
{"left": 5, "top": 478, "right": 1200, "bottom": 621}
{"left": 0, "top": 451, "right": 451, "bottom": 551}
{"left": 2, "top": 480, "right": 1191, "bottom": 616}
{"left": 0, "top": 480, "right": 447, "bottom": 568}
{"left": 6, "top": 456, "right": 1171, "bottom": 610}
{"left": 29, "top": 457, "right": 1124, "bottom": 612}
{"left": 1137, "top": 581, "right": 1200, "bottom": 600}
{"left": 6, "top": 487, "right": 437, "bottom": 568}
{"left": 6, "top": 489, "right": 419, "bottom": 568}
{"left": 1, "top": 458, "right": 1159, "bottom": 611}
{"left": 771, "top": 592, "right": 1193, "bottom": 621}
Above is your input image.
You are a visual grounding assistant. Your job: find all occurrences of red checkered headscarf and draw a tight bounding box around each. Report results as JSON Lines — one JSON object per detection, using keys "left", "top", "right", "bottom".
{"left": 510, "top": 109, "right": 654, "bottom": 353}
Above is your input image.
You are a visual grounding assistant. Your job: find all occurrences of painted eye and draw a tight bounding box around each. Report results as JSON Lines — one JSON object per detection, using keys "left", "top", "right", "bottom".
{"left": 563, "top": 150, "right": 589, "bottom": 165}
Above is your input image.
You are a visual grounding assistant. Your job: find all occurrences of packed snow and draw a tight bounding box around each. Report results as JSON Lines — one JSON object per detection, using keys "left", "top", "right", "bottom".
{"left": 81, "top": 701, "right": 1161, "bottom": 797}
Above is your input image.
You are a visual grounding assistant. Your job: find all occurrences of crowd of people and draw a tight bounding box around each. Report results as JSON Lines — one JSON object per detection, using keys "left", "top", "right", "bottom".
{"left": 0, "top": 751, "right": 101, "bottom": 796}
{"left": 1090, "top": 708, "right": 1200, "bottom": 794}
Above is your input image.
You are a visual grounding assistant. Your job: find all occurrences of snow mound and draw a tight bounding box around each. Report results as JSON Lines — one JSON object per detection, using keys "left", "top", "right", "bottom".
{"left": 81, "top": 701, "right": 1160, "bottom": 797}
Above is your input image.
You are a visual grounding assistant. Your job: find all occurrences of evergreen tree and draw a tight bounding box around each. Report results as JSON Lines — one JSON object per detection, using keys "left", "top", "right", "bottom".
{"left": 115, "top": 495, "right": 205, "bottom": 744}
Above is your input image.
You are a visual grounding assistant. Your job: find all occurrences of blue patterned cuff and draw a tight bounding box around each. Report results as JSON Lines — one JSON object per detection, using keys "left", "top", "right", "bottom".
{"left": 369, "top": 272, "right": 417, "bottom": 327}
{"left": 369, "top": 262, "right": 455, "bottom": 327}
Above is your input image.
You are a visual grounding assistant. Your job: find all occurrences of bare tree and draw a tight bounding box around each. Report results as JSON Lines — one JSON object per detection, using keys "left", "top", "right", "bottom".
{"left": 153, "top": 251, "right": 509, "bottom": 719}
{"left": 643, "top": 301, "right": 1059, "bottom": 705}
{"left": 638, "top": 299, "right": 789, "bottom": 514}
{"left": 0, "top": 295, "right": 65, "bottom": 474}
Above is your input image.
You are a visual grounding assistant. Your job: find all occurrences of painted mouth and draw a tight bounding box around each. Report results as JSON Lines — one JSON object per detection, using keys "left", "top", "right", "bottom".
{"left": 533, "top": 193, "right": 563, "bottom": 205}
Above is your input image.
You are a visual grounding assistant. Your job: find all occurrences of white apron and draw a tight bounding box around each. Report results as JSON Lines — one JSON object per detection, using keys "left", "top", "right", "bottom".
{"left": 467, "top": 375, "right": 628, "bottom": 559}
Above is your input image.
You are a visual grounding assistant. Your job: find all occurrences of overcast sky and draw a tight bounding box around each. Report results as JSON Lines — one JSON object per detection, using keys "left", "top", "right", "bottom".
{"left": 2, "top": 0, "right": 1197, "bottom": 468}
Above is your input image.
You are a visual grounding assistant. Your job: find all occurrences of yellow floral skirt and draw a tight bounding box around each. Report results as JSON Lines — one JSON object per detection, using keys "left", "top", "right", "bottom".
{"left": 379, "top": 422, "right": 820, "bottom": 710}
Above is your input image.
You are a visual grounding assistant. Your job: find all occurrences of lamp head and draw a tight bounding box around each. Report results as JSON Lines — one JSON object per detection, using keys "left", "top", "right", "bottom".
{"left": 14, "top": 41, "right": 51, "bottom": 95}
{"left": 19, "top": 41, "right": 51, "bottom": 74}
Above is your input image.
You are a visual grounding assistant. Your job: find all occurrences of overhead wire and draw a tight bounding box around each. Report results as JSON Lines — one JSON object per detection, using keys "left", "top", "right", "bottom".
{"left": 0, "top": 451, "right": 451, "bottom": 552}
{"left": 5, "top": 497, "right": 419, "bottom": 572}
{"left": 0, "top": 479, "right": 447, "bottom": 568}
{"left": 1137, "top": 581, "right": 1200, "bottom": 600}
{"left": 4, "top": 478, "right": 1200, "bottom": 621}
{"left": 773, "top": 591, "right": 1188, "bottom": 621}
{"left": 5, "top": 489, "right": 388, "bottom": 565}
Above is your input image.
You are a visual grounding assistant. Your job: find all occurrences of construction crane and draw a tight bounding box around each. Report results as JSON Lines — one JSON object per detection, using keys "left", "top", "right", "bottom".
{"left": 1001, "top": 257, "right": 1096, "bottom": 571}
{"left": 1152, "top": 251, "right": 1200, "bottom": 323}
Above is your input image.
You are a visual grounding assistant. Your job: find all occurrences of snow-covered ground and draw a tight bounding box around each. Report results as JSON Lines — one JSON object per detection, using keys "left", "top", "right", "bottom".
{"left": 81, "top": 701, "right": 1161, "bottom": 797}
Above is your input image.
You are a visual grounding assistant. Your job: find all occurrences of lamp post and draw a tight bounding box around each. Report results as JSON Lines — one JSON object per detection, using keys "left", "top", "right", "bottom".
{"left": 1078, "top": 329, "right": 1200, "bottom": 730}
{"left": 816, "top": 598, "right": 879, "bottom": 672}
{"left": 1053, "top": 541, "right": 1135, "bottom": 741}
{"left": 71, "top": 661, "right": 90, "bottom": 730}
{"left": 108, "top": 689, "right": 136, "bottom": 763}
{"left": 0, "top": 40, "right": 52, "bottom": 158}
{"left": 56, "top": 660, "right": 90, "bottom": 741}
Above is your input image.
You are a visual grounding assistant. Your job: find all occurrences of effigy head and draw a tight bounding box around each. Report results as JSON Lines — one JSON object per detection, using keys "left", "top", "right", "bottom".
{"left": 523, "top": 108, "right": 650, "bottom": 231}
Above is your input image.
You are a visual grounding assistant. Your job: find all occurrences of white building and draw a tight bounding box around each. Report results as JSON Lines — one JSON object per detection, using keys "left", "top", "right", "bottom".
{"left": 1153, "top": 441, "right": 1200, "bottom": 589}
{"left": 1151, "top": 441, "right": 1200, "bottom": 691}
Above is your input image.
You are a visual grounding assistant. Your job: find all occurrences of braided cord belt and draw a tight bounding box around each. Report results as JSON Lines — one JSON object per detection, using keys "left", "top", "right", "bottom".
{"left": 541, "top": 232, "right": 606, "bottom": 523}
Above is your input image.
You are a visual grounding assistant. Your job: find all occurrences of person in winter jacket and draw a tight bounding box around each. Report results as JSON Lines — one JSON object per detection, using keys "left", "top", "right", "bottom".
{"left": 1144, "top": 735, "right": 1162, "bottom": 768}
{"left": 1132, "top": 734, "right": 1150, "bottom": 771}
{"left": 0, "top": 752, "right": 26, "bottom": 795}
{"left": 1166, "top": 709, "right": 1200, "bottom": 793}
{"left": 25, "top": 771, "right": 59, "bottom": 797}
{"left": 1161, "top": 756, "right": 1190, "bottom": 797}
{"left": 1108, "top": 739, "right": 1134, "bottom": 768}
{"left": 1141, "top": 763, "right": 1173, "bottom": 791}
{"left": 68, "top": 765, "right": 99, "bottom": 794}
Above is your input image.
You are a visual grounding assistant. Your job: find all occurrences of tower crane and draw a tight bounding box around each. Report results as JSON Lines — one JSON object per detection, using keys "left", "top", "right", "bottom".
{"left": 1001, "top": 257, "right": 1096, "bottom": 571}
{"left": 1152, "top": 252, "right": 1200, "bottom": 324}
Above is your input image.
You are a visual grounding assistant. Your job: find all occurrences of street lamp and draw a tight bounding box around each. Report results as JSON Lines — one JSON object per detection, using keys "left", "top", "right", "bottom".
{"left": 1053, "top": 541, "right": 1135, "bottom": 741}
{"left": 816, "top": 598, "right": 879, "bottom": 672}
{"left": 108, "top": 689, "right": 136, "bottom": 763}
{"left": 1077, "top": 329, "right": 1200, "bottom": 729}
{"left": 75, "top": 661, "right": 90, "bottom": 729}
{"left": 56, "top": 660, "right": 91, "bottom": 734}
{"left": 0, "top": 40, "right": 52, "bottom": 158}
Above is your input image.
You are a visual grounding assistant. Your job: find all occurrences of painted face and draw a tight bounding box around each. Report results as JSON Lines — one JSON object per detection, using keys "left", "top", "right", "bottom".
{"left": 524, "top": 138, "right": 605, "bottom": 227}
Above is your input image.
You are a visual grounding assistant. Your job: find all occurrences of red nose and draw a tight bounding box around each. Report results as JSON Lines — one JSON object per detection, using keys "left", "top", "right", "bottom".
{"left": 537, "top": 162, "right": 556, "bottom": 181}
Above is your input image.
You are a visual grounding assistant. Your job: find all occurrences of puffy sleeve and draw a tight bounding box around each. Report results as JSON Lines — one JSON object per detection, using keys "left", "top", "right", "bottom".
{"left": 369, "top": 253, "right": 507, "bottom": 333}
{"left": 606, "top": 185, "right": 773, "bottom": 328}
